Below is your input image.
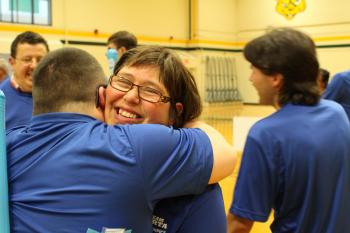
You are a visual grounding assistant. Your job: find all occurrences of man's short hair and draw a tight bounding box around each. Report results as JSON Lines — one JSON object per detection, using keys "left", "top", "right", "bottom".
{"left": 10, "top": 31, "right": 49, "bottom": 58}
{"left": 32, "top": 47, "right": 107, "bottom": 114}
{"left": 244, "top": 27, "right": 320, "bottom": 106}
{"left": 107, "top": 31, "right": 137, "bottom": 50}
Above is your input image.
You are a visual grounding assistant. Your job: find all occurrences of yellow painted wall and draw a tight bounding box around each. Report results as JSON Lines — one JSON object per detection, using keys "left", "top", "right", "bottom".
{"left": 1, "top": 0, "right": 350, "bottom": 102}
{"left": 235, "top": 0, "right": 350, "bottom": 103}
{"left": 196, "top": 0, "right": 237, "bottom": 42}
{"left": 52, "top": 0, "right": 189, "bottom": 40}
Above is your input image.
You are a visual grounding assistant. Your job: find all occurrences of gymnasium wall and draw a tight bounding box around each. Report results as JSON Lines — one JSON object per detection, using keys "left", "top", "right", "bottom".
{"left": 235, "top": 0, "right": 350, "bottom": 103}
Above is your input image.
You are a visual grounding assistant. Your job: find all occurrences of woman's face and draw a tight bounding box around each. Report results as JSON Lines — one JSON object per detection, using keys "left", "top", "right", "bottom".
{"left": 104, "top": 65, "right": 173, "bottom": 126}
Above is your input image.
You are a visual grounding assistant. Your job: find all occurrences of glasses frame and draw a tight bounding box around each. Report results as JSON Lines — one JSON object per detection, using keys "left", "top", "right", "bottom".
{"left": 109, "top": 75, "right": 171, "bottom": 103}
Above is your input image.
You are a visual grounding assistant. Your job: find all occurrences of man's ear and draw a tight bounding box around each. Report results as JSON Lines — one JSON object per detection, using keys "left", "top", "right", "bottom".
{"left": 271, "top": 73, "right": 284, "bottom": 90}
{"left": 8, "top": 56, "right": 15, "bottom": 66}
{"left": 118, "top": 47, "right": 127, "bottom": 55}
{"left": 96, "top": 85, "right": 107, "bottom": 110}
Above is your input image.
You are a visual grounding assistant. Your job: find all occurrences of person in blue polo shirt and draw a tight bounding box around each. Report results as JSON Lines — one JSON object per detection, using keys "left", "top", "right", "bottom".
{"left": 0, "top": 31, "right": 49, "bottom": 129}
{"left": 7, "top": 47, "right": 235, "bottom": 233}
{"left": 227, "top": 28, "right": 350, "bottom": 233}
{"left": 100, "top": 46, "right": 233, "bottom": 233}
{"left": 322, "top": 69, "right": 350, "bottom": 121}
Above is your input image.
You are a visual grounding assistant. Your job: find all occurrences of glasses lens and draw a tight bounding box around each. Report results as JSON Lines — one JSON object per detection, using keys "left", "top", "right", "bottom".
{"left": 139, "top": 87, "right": 162, "bottom": 103}
{"left": 111, "top": 77, "right": 132, "bottom": 91}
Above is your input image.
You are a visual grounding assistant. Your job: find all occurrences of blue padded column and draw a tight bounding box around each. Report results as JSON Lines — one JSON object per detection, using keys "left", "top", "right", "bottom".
{"left": 0, "top": 90, "right": 9, "bottom": 233}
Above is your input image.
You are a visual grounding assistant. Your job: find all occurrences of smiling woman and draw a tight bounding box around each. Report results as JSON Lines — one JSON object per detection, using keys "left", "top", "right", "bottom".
{"left": 102, "top": 45, "right": 229, "bottom": 233}
{"left": 105, "top": 65, "right": 173, "bottom": 125}
{"left": 104, "top": 45, "right": 202, "bottom": 129}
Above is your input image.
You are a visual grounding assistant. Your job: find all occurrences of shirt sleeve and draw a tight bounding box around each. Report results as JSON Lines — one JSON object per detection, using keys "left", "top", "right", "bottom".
{"left": 229, "top": 133, "right": 279, "bottom": 222}
{"left": 123, "top": 124, "right": 213, "bottom": 208}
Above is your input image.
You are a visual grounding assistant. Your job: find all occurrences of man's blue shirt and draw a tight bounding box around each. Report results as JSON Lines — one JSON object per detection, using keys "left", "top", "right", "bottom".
{"left": 7, "top": 113, "right": 213, "bottom": 233}
{"left": 323, "top": 70, "right": 350, "bottom": 121}
{"left": 230, "top": 100, "right": 350, "bottom": 233}
{"left": 0, "top": 78, "right": 32, "bottom": 129}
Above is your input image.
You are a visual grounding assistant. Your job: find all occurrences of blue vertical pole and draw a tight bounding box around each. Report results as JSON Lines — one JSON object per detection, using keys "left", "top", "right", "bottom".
{"left": 0, "top": 90, "right": 10, "bottom": 233}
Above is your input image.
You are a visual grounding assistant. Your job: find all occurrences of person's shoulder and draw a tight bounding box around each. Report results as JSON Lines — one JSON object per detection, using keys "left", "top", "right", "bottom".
{"left": 247, "top": 106, "right": 301, "bottom": 140}
{"left": 337, "top": 70, "right": 350, "bottom": 77}
{"left": 0, "top": 77, "right": 10, "bottom": 89}
{"left": 321, "top": 99, "right": 345, "bottom": 111}
{"left": 248, "top": 113, "right": 277, "bottom": 134}
{"left": 333, "top": 70, "right": 350, "bottom": 82}
{"left": 320, "top": 99, "right": 349, "bottom": 119}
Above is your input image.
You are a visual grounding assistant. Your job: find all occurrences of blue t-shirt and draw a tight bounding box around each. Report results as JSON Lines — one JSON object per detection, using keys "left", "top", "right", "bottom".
{"left": 323, "top": 70, "right": 350, "bottom": 121}
{"left": 230, "top": 100, "right": 350, "bottom": 233}
{"left": 7, "top": 113, "right": 213, "bottom": 233}
{"left": 0, "top": 78, "right": 33, "bottom": 129}
{"left": 152, "top": 184, "right": 226, "bottom": 233}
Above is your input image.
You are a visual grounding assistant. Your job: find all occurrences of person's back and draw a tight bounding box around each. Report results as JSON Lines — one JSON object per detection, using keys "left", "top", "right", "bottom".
{"left": 238, "top": 99, "right": 350, "bottom": 232}
{"left": 322, "top": 70, "right": 350, "bottom": 121}
{"left": 8, "top": 116, "right": 215, "bottom": 232}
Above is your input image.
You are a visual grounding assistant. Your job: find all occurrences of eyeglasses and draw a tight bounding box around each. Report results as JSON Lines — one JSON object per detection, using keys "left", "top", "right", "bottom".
{"left": 16, "top": 56, "right": 42, "bottom": 65}
{"left": 109, "top": 75, "right": 171, "bottom": 103}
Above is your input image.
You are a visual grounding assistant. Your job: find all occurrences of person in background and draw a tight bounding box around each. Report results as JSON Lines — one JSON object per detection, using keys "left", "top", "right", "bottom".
{"left": 317, "top": 68, "right": 330, "bottom": 93}
{"left": 227, "top": 28, "right": 350, "bottom": 233}
{"left": 106, "top": 30, "right": 137, "bottom": 74}
{"left": 0, "top": 31, "right": 49, "bottom": 129}
{"left": 0, "top": 58, "right": 10, "bottom": 83}
{"left": 322, "top": 69, "right": 350, "bottom": 121}
{"left": 101, "top": 45, "right": 233, "bottom": 233}
{"left": 7, "top": 47, "right": 236, "bottom": 233}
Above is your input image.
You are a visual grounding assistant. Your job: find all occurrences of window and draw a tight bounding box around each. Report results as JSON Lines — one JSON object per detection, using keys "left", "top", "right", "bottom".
{"left": 0, "top": 0, "right": 51, "bottom": 25}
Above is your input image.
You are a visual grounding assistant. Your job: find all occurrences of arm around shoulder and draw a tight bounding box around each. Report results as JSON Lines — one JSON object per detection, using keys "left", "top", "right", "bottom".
{"left": 184, "top": 121, "right": 236, "bottom": 184}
